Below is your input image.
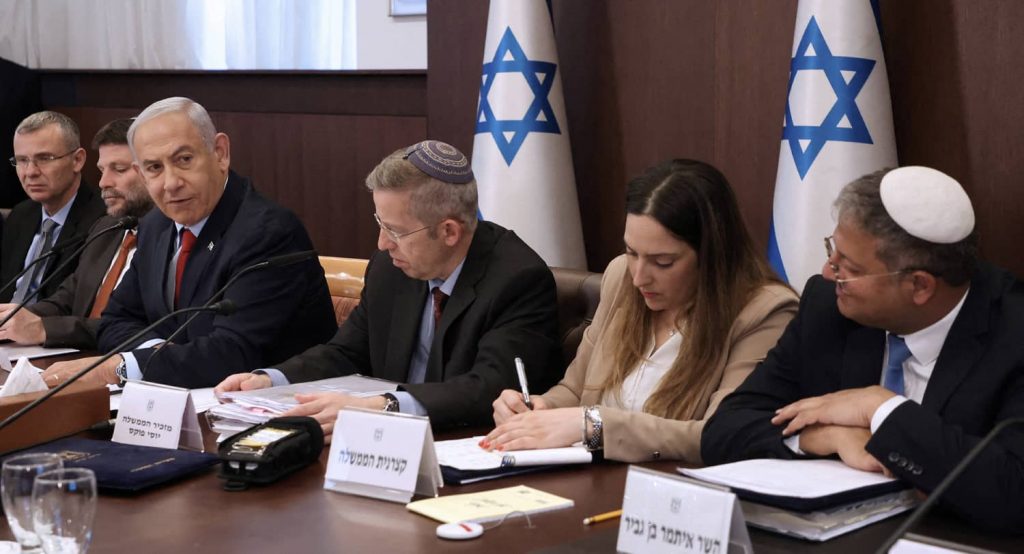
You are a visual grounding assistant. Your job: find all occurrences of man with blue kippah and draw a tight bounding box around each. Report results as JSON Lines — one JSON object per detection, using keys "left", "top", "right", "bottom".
{"left": 216, "top": 141, "right": 562, "bottom": 433}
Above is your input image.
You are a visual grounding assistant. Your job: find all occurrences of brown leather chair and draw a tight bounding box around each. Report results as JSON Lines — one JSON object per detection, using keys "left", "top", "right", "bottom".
{"left": 551, "top": 266, "right": 603, "bottom": 370}
{"left": 318, "top": 256, "right": 368, "bottom": 325}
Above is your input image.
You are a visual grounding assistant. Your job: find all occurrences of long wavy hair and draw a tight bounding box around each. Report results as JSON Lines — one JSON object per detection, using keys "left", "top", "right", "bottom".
{"left": 599, "top": 159, "right": 783, "bottom": 419}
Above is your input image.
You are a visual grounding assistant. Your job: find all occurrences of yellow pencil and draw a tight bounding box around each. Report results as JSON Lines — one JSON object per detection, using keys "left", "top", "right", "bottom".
{"left": 582, "top": 509, "right": 623, "bottom": 525}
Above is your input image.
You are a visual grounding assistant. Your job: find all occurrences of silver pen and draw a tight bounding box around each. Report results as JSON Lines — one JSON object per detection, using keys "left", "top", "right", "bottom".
{"left": 514, "top": 356, "right": 533, "bottom": 409}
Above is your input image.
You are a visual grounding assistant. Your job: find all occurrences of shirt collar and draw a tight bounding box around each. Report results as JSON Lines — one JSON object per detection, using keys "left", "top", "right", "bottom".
{"left": 40, "top": 191, "right": 77, "bottom": 226}
{"left": 897, "top": 288, "right": 970, "bottom": 366}
{"left": 429, "top": 257, "right": 466, "bottom": 296}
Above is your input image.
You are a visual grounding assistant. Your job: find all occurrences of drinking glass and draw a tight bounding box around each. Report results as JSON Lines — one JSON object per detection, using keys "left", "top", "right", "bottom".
{"left": 31, "top": 468, "right": 96, "bottom": 554}
{"left": 0, "top": 453, "right": 64, "bottom": 552}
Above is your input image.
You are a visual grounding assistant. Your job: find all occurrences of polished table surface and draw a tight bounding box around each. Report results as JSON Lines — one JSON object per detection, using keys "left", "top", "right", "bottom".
{"left": 3, "top": 426, "right": 1022, "bottom": 553}
{"left": 3, "top": 354, "right": 1022, "bottom": 552}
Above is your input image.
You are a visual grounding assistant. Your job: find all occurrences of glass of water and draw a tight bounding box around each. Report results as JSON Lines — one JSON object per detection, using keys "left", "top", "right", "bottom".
{"left": 1, "top": 453, "right": 64, "bottom": 552}
{"left": 31, "top": 468, "right": 96, "bottom": 554}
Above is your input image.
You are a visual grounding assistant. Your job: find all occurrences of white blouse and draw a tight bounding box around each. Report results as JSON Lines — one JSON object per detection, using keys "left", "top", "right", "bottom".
{"left": 604, "top": 330, "right": 683, "bottom": 412}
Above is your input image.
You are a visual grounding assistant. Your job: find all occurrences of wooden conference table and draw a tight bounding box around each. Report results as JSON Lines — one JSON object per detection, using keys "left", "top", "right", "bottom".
{"left": 2, "top": 425, "right": 1021, "bottom": 553}
{"left": 1, "top": 356, "right": 1020, "bottom": 552}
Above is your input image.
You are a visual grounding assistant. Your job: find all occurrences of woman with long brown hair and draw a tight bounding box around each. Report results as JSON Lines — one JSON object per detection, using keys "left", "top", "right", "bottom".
{"left": 485, "top": 159, "right": 798, "bottom": 463}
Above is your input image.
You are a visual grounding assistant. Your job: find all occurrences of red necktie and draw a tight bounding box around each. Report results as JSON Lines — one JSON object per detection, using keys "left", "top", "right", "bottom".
{"left": 432, "top": 287, "right": 448, "bottom": 328}
{"left": 174, "top": 229, "right": 197, "bottom": 308}
{"left": 89, "top": 231, "right": 137, "bottom": 318}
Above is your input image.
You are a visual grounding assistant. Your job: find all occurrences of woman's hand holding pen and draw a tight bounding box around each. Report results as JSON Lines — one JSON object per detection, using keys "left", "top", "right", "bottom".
{"left": 482, "top": 405, "right": 580, "bottom": 452}
{"left": 492, "top": 388, "right": 549, "bottom": 425}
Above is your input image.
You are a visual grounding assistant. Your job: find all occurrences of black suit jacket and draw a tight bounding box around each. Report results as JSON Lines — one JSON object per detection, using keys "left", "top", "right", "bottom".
{"left": 276, "top": 221, "right": 563, "bottom": 428}
{"left": 0, "top": 184, "right": 106, "bottom": 303}
{"left": 702, "top": 266, "right": 1024, "bottom": 532}
{"left": 26, "top": 215, "right": 129, "bottom": 348}
{"left": 98, "top": 171, "right": 337, "bottom": 388}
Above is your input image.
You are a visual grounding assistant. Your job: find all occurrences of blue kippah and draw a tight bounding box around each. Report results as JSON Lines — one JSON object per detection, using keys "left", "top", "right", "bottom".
{"left": 403, "top": 140, "right": 474, "bottom": 184}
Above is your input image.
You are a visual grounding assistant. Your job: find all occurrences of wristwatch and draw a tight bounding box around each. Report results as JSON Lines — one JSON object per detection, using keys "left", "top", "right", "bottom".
{"left": 381, "top": 393, "right": 400, "bottom": 413}
{"left": 583, "top": 405, "right": 604, "bottom": 451}
{"left": 114, "top": 356, "right": 129, "bottom": 386}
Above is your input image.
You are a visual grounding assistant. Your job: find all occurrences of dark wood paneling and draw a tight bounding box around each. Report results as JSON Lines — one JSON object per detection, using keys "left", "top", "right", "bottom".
{"left": 47, "top": 72, "right": 428, "bottom": 259}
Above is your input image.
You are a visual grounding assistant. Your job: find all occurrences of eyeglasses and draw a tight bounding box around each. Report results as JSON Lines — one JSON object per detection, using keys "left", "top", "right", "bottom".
{"left": 374, "top": 213, "right": 434, "bottom": 242}
{"left": 823, "top": 235, "right": 905, "bottom": 291}
{"left": 9, "top": 150, "right": 78, "bottom": 169}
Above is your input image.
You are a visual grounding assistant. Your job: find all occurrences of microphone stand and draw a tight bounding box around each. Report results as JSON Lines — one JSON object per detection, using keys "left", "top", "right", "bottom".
{"left": 0, "top": 301, "right": 233, "bottom": 434}
{"left": 0, "top": 234, "right": 85, "bottom": 299}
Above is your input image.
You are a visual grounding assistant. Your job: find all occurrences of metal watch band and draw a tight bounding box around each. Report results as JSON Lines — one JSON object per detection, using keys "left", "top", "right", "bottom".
{"left": 583, "top": 405, "right": 604, "bottom": 451}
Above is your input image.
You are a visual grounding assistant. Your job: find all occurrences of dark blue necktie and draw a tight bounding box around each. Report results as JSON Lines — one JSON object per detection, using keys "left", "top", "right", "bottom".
{"left": 884, "top": 334, "right": 911, "bottom": 396}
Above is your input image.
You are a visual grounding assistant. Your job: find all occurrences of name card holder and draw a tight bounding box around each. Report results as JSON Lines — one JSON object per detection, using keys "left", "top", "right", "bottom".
{"left": 324, "top": 407, "right": 442, "bottom": 504}
{"left": 112, "top": 380, "right": 203, "bottom": 451}
{"left": 617, "top": 466, "right": 752, "bottom": 554}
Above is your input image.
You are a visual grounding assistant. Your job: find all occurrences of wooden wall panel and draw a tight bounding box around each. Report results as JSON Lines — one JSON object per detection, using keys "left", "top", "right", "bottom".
{"left": 45, "top": 72, "right": 427, "bottom": 259}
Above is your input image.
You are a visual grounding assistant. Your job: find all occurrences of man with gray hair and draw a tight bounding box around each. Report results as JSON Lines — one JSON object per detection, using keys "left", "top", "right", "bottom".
{"left": 42, "top": 97, "right": 337, "bottom": 389}
{"left": 216, "top": 140, "right": 562, "bottom": 433}
{"left": 2, "top": 111, "right": 105, "bottom": 304}
{"left": 703, "top": 167, "right": 1024, "bottom": 532}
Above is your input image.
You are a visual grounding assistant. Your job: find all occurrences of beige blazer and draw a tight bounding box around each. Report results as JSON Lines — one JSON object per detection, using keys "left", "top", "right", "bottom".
{"left": 540, "top": 255, "right": 798, "bottom": 464}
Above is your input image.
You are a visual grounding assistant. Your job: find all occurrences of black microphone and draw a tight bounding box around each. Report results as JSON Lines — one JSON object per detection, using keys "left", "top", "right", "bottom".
{"left": 0, "top": 216, "right": 140, "bottom": 328}
{"left": 0, "top": 300, "right": 236, "bottom": 434}
{"left": 139, "top": 250, "right": 316, "bottom": 378}
{"left": 0, "top": 234, "right": 86, "bottom": 298}
{"left": 876, "top": 416, "right": 1024, "bottom": 553}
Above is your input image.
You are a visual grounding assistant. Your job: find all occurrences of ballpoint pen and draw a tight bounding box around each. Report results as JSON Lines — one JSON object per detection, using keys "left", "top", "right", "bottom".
{"left": 514, "top": 356, "right": 533, "bottom": 409}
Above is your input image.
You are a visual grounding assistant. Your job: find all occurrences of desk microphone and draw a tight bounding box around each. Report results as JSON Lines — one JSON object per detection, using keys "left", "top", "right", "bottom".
{"left": 0, "top": 233, "right": 86, "bottom": 299}
{"left": 139, "top": 250, "right": 317, "bottom": 378}
{"left": 876, "top": 416, "right": 1024, "bottom": 553}
{"left": 0, "top": 299, "right": 235, "bottom": 434}
{"left": 0, "top": 216, "right": 139, "bottom": 329}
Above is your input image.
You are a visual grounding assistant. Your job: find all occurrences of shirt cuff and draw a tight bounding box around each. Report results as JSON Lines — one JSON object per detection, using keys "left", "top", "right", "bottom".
{"left": 870, "top": 396, "right": 909, "bottom": 433}
{"left": 783, "top": 433, "right": 804, "bottom": 455}
{"left": 392, "top": 391, "right": 428, "bottom": 417}
{"left": 254, "top": 368, "right": 290, "bottom": 387}
{"left": 122, "top": 339, "right": 166, "bottom": 381}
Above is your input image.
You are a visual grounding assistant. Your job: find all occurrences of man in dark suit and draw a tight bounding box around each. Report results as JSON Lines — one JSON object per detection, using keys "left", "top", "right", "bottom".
{"left": 702, "top": 167, "right": 1024, "bottom": 532}
{"left": 42, "top": 97, "right": 337, "bottom": 389}
{"left": 2, "top": 111, "right": 106, "bottom": 304}
{"left": 0, "top": 119, "right": 152, "bottom": 348}
{"left": 216, "top": 141, "right": 561, "bottom": 432}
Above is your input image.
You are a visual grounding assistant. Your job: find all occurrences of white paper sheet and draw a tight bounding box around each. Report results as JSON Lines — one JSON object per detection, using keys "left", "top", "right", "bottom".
{"left": 0, "top": 344, "right": 78, "bottom": 361}
{"left": 435, "top": 436, "right": 592, "bottom": 469}
{"left": 680, "top": 458, "right": 897, "bottom": 498}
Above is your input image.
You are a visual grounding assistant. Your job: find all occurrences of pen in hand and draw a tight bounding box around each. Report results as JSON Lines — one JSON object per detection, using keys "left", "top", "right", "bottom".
{"left": 514, "top": 356, "right": 533, "bottom": 410}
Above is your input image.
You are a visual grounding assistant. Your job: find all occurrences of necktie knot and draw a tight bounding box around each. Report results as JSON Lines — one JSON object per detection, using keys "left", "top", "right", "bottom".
{"left": 40, "top": 218, "right": 58, "bottom": 235}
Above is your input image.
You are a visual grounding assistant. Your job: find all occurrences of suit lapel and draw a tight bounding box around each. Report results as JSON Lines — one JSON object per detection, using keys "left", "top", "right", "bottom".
{"left": 178, "top": 173, "right": 245, "bottom": 308}
{"left": 923, "top": 282, "right": 989, "bottom": 411}
{"left": 154, "top": 222, "right": 176, "bottom": 312}
{"left": 384, "top": 280, "right": 426, "bottom": 381}
{"left": 841, "top": 325, "right": 886, "bottom": 389}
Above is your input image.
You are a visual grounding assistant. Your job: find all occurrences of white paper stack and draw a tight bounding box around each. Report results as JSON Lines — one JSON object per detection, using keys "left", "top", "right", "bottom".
{"left": 207, "top": 375, "right": 399, "bottom": 436}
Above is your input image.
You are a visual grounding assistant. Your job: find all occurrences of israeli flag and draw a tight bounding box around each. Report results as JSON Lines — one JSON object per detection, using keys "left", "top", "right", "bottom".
{"left": 769, "top": 0, "right": 897, "bottom": 292}
{"left": 472, "top": 0, "right": 586, "bottom": 269}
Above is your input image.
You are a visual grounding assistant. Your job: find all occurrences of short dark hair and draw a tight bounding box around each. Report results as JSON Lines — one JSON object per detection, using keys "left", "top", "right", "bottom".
{"left": 834, "top": 169, "right": 978, "bottom": 286}
{"left": 91, "top": 118, "right": 134, "bottom": 150}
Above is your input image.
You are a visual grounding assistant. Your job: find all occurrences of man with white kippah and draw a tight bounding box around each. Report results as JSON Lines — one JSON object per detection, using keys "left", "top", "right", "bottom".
{"left": 703, "top": 167, "right": 1024, "bottom": 532}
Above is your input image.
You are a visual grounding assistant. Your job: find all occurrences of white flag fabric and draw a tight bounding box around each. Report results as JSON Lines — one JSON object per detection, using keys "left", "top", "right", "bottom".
{"left": 769, "top": 0, "right": 897, "bottom": 292}
{"left": 472, "top": 0, "right": 586, "bottom": 269}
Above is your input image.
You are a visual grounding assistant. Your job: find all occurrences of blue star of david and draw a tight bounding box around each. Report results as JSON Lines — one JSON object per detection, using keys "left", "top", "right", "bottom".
{"left": 475, "top": 27, "right": 561, "bottom": 166}
{"left": 783, "top": 16, "right": 876, "bottom": 179}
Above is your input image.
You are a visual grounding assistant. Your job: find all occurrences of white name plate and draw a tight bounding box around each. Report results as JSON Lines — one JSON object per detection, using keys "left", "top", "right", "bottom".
{"left": 324, "top": 407, "right": 442, "bottom": 504}
{"left": 112, "top": 380, "right": 204, "bottom": 451}
{"left": 618, "top": 466, "right": 752, "bottom": 554}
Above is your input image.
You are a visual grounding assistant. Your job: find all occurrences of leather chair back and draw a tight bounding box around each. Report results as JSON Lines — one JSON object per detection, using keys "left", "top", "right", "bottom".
{"left": 318, "top": 256, "right": 368, "bottom": 325}
{"left": 551, "top": 267, "right": 603, "bottom": 370}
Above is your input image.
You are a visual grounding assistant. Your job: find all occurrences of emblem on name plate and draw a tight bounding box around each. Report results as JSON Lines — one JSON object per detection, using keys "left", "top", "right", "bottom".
{"left": 374, "top": 428, "right": 384, "bottom": 442}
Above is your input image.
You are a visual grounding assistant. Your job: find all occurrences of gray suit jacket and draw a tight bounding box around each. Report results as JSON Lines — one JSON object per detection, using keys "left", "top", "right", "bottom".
{"left": 27, "top": 215, "right": 129, "bottom": 349}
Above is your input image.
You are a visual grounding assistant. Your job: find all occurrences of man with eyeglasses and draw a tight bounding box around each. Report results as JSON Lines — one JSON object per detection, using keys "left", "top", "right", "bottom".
{"left": 1, "top": 111, "right": 105, "bottom": 304}
{"left": 40, "top": 97, "right": 336, "bottom": 389}
{"left": 215, "top": 140, "right": 561, "bottom": 434}
{"left": 703, "top": 167, "right": 1024, "bottom": 532}
{"left": 0, "top": 119, "right": 153, "bottom": 349}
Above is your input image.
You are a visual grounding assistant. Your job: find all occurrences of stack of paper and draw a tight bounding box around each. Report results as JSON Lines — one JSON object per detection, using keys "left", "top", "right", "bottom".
{"left": 207, "top": 375, "right": 398, "bottom": 436}
{"left": 434, "top": 437, "right": 592, "bottom": 484}
{"left": 681, "top": 459, "right": 916, "bottom": 541}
